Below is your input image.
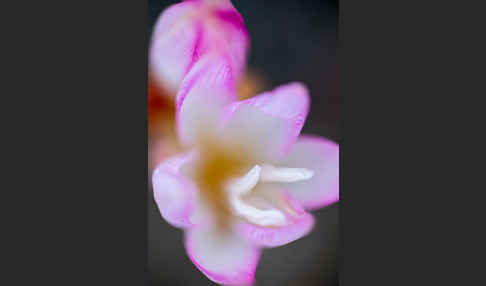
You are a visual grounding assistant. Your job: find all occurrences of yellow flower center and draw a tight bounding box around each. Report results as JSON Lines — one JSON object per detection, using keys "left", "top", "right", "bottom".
{"left": 193, "top": 138, "right": 255, "bottom": 228}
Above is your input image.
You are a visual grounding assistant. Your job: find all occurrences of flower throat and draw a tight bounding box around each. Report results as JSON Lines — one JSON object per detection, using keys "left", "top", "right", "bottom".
{"left": 193, "top": 138, "right": 254, "bottom": 228}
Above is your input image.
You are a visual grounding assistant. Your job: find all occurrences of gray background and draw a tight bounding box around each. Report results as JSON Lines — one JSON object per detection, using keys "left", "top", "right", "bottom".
{"left": 148, "top": 0, "right": 339, "bottom": 285}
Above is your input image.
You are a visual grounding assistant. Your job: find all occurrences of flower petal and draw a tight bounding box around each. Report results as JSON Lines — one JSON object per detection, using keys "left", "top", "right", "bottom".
{"left": 149, "top": 1, "right": 200, "bottom": 93}
{"left": 176, "top": 55, "right": 236, "bottom": 147}
{"left": 149, "top": 0, "right": 249, "bottom": 94}
{"left": 152, "top": 151, "right": 199, "bottom": 228}
{"left": 221, "top": 82, "right": 310, "bottom": 160}
{"left": 276, "top": 135, "right": 339, "bottom": 210}
{"left": 207, "top": 6, "right": 249, "bottom": 82}
{"left": 185, "top": 226, "right": 261, "bottom": 286}
{"left": 236, "top": 184, "right": 314, "bottom": 247}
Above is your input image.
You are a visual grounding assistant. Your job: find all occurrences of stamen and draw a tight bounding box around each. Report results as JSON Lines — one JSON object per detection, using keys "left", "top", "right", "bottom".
{"left": 260, "top": 164, "right": 314, "bottom": 182}
{"left": 226, "top": 164, "right": 314, "bottom": 227}
{"left": 230, "top": 196, "right": 286, "bottom": 226}
{"left": 227, "top": 165, "right": 261, "bottom": 195}
{"left": 227, "top": 165, "right": 286, "bottom": 226}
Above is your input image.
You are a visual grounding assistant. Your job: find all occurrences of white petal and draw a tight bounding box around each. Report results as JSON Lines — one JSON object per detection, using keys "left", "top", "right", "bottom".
{"left": 220, "top": 82, "right": 310, "bottom": 161}
{"left": 185, "top": 226, "right": 261, "bottom": 285}
{"left": 176, "top": 55, "right": 236, "bottom": 147}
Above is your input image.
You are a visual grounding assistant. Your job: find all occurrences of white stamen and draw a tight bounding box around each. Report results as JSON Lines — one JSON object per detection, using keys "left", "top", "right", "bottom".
{"left": 226, "top": 165, "right": 286, "bottom": 226}
{"left": 229, "top": 196, "right": 287, "bottom": 226}
{"left": 226, "top": 164, "right": 314, "bottom": 227}
{"left": 260, "top": 164, "right": 314, "bottom": 182}
{"left": 227, "top": 165, "right": 261, "bottom": 195}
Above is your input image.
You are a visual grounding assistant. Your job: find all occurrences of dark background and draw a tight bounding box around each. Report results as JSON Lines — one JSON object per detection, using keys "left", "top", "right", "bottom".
{"left": 148, "top": 0, "right": 339, "bottom": 285}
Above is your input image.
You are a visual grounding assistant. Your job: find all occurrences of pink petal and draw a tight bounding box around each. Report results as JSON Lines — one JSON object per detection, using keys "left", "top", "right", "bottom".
{"left": 221, "top": 82, "right": 310, "bottom": 160}
{"left": 276, "top": 135, "right": 339, "bottom": 210}
{"left": 208, "top": 6, "right": 249, "bottom": 82}
{"left": 176, "top": 55, "right": 236, "bottom": 147}
{"left": 149, "top": 2, "right": 199, "bottom": 93}
{"left": 152, "top": 151, "right": 199, "bottom": 228}
{"left": 149, "top": 0, "right": 249, "bottom": 94}
{"left": 237, "top": 185, "right": 315, "bottom": 247}
{"left": 198, "top": 24, "right": 248, "bottom": 85}
{"left": 185, "top": 226, "right": 261, "bottom": 286}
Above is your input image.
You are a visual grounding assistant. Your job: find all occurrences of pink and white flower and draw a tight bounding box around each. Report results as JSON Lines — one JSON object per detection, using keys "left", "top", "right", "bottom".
{"left": 149, "top": 0, "right": 249, "bottom": 94}
{"left": 152, "top": 56, "right": 339, "bottom": 285}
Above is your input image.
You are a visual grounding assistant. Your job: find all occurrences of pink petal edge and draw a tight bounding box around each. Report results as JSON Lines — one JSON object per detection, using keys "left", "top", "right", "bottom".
{"left": 152, "top": 152, "right": 198, "bottom": 228}
{"left": 237, "top": 192, "right": 315, "bottom": 248}
{"left": 175, "top": 55, "right": 236, "bottom": 146}
{"left": 221, "top": 82, "right": 310, "bottom": 159}
{"left": 279, "top": 135, "right": 339, "bottom": 211}
{"left": 184, "top": 227, "right": 261, "bottom": 285}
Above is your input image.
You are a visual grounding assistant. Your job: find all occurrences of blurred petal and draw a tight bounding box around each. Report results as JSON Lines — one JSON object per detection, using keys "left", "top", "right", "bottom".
{"left": 276, "top": 135, "right": 339, "bottom": 210}
{"left": 185, "top": 226, "right": 261, "bottom": 285}
{"left": 237, "top": 184, "right": 314, "bottom": 247}
{"left": 149, "top": 0, "right": 249, "bottom": 94}
{"left": 152, "top": 151, "right": 199, "bottom": 228}
{"left": 208, "top": 6, "right": 249, "bottom": 81}
{"left": 213, "top": 5, "right": 248, "bottom": 37}
{"left": 149, "top": 2, "right": 199, "bottom": 92}
{"left": 221, "top": 82, "right": 309, "bottom": 160}
{"left": 176, "top": 55, "right": 236, "bottom": 146}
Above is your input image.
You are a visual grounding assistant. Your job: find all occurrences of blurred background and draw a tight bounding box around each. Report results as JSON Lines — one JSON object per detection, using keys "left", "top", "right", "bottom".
{"left": 148, "top": 0, "right": 339, "bottom": 285}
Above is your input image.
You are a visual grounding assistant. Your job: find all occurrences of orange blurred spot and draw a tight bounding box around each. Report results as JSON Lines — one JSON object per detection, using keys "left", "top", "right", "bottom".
{"left": 148, "top": 74, "right": 181, "bottom": 171}
{"left": 148, "top": 74, "right": 175, "bottom": 131}
{"left": 236, "top": 70, "right": 266, "bottom": 100}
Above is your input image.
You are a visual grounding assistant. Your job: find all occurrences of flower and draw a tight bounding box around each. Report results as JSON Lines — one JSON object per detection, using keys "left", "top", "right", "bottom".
{"left": 149, "top": 0, "right": 249, "bottom": 95}
{"left": 152, "top": 56, "right": 339, "bottom": 285}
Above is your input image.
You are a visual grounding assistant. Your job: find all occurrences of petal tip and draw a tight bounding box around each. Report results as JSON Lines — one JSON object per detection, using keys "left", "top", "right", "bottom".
{"left": 238, "top": 212, "right": 315, "bottom": 248}
{"left": 151, "top": 153, "right": 198, "bottom": 229}
{"left": 184, "top": 228, "right": 261, "bottom": 285}
{"left": 281, "top": 135, "right": 339, "bottom": 211}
